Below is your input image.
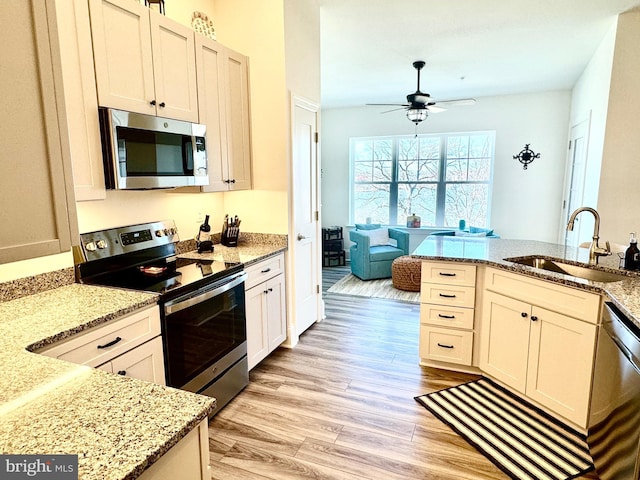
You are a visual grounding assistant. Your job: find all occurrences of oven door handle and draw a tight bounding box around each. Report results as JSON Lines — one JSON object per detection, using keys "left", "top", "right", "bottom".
{"left": 164, "top": 271, "right": 247, "bottom": 315}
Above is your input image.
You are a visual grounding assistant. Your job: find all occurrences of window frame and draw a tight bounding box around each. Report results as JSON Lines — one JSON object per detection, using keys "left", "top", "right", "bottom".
{"left": 349, "top": 131, "right": 496, "bottom": 228}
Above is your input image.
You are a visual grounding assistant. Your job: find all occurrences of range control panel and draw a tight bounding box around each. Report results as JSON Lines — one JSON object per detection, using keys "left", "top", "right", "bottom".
{"left": 78, "top": 220, "right": 179, "bottom": 261}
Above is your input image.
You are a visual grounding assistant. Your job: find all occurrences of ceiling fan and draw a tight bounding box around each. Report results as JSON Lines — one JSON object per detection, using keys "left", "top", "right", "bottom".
{"left": 367, "top": 60, "right": 476, "bottom": 125}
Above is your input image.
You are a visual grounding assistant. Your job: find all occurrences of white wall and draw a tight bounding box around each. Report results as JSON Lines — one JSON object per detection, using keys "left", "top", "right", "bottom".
{"left": 598, "top": 10, "right": 640, "bottom": 245}
{"left": 321, "top": 90, "right": 571, "bottom": 242}
{"left": 564, "top": 19, "right": 616, "bottom": 245}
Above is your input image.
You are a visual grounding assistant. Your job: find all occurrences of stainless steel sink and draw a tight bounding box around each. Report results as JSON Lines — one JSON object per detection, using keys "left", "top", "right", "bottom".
{"left": 505, "top": 256, "right": 628, "bottom": 283}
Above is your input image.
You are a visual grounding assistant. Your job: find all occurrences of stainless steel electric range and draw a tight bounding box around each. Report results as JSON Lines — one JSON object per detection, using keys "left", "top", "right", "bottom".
{"left": 74, "top": 220, "right": 249, "bottom": 416}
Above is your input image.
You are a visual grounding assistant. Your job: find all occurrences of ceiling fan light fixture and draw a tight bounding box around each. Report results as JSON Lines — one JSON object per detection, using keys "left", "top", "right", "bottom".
{"left": 406, "top": 108, "right": 428, "bottom": 124}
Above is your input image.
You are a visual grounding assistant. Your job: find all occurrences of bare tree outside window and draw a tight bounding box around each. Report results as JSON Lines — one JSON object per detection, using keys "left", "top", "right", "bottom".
{"left": 350, "top": 132, "right": 495, "bottom": 227}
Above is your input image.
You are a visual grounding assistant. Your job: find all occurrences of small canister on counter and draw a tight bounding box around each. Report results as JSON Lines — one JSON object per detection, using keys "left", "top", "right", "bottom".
{"left": 406, "top": 213, "right": 421, "bottom": 228}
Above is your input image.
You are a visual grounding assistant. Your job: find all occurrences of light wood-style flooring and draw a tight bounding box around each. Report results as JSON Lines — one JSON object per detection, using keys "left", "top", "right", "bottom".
{"left": 208, "top": 266, "right": 598, "bottom": 479}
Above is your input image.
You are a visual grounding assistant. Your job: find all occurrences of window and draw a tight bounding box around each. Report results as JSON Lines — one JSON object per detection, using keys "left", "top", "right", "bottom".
{"left": 350, "top": 131, "right": 495, "bottom": 228}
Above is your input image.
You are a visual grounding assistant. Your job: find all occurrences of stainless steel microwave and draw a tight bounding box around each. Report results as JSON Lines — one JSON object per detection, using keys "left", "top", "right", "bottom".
{"left": 99, "top": 108, "right": 208, "bottom": 190}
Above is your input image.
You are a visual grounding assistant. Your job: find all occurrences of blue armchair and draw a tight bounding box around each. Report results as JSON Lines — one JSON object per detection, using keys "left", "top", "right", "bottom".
{"left": 349, "top": 225, "right": 410, "bottom": 280}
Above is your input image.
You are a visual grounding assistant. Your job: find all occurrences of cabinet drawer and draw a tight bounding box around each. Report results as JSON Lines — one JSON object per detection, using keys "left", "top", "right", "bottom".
{"left": 245, "top": 253, "right": 284, "bottom": 290}
{"left": 421, "top": 283, "right": 476, "bottom": 308}
{"left": 420, "top": 326, "right": 473, "bottom": 365}
{"left": 420, "top": 304, "right": 474, "bottom": 329}
{"left": 484, "top": 268, "right": 600, "bottom": 324}
{"left": 421, "top": 262, "right": 476, "bottom": 286}
{"left": 41, "top": 306, "right": 161, "bottom": 367}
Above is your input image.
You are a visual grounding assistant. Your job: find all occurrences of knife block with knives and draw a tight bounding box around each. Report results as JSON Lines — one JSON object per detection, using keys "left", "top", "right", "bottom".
{"left": 221, "top": 214, "right": 240, "bottom": 247}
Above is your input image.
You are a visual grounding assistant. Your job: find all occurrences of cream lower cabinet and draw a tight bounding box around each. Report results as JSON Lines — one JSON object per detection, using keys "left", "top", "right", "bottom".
{"left": 480, "top": 268, "right": 600, "bottom": 427}
{"left": 245, "top": 254, "right": 287, "bottom": 370}
{"left": 420, "top": 262, "right": 477, "bottom": 369}
{"left": 138, "top": 419, "right": 211, "bottom": 480}
{"left": 97, "top": 336, "right": 165, "bottom": 384}
{"left": 40, "top": 305, "right": 165, "bottom": 385}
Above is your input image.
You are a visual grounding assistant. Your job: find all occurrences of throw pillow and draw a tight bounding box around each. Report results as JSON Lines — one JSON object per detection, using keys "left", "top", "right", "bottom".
{"left": 359, "top": 229, "right": 390, "bottom": 246}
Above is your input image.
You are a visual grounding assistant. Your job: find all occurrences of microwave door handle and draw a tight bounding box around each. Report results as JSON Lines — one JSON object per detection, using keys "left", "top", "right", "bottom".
{"left": 164, "top": 272, "right": 247, "bottom": 315}
{"left": 183, "top": 137, "right": 194, "bottom": 173}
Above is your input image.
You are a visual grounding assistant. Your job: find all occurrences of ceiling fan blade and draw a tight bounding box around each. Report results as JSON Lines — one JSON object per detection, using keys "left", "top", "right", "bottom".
{"left": 380, "top": 106, "right": 409, "bottom": 114}
{"left": 427, "top": 105, "right": 446, "bottom": 113}
{"left": 435, "top": 98, "right": 477, "bottom": 107}
{"left": 366, "top": 103, "right": 409, "bottom": 107}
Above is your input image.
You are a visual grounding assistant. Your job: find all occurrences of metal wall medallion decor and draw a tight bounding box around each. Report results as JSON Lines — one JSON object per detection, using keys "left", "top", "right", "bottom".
{"left": 513, "top": 144, "right": 540, "bottom": 170}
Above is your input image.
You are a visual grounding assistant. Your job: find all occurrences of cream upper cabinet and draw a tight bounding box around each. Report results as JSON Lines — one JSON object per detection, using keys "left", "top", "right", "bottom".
{"left": 54, "top": 0, "right": 105, "bottom": 201}
{"left": 89, "top": 0, "right": 198, "bottom": 122}
{"left": 0, "top": 0, "right": 79, "bottom": 264}
{"left": 194, "top": 36, "right": 252, "bottom": 192}
{"left": 480, "top": 268, "right": 599, "bottom": 427}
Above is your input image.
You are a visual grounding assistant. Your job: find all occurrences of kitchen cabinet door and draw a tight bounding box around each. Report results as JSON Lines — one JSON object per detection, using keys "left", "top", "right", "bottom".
{"left": 224, "top": 47, "right": 252, "bottom": 190}
{"left": 110, "top": 336, "right": 166, "bottom": 385}
{"left": 526, "top": 305, "right": 597, "bottom": 426}
{"left": 194, "top": 35, "right": 228, "bottom": 191}
{"left": 149, "top": 12, "right": 198, "bottom": 122}
{"left": 89, "top": 0, "right": 156, "bottom": 115}
{"left": 0, "top": 0, "right": 79, "bottom": 264}
{"left": 479, "top": 291, "right": 530, "bottom": 392}
{"left": 266, "top": 274, "right": 287, "bottom": 351}
{"left": 54, "top": 0, "right": 106, "bottom": 201}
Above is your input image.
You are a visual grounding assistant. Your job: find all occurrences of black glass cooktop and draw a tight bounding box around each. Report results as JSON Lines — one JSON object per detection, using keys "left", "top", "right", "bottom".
{"left": 83, "top": 256, "right": 242, "bottom": 297}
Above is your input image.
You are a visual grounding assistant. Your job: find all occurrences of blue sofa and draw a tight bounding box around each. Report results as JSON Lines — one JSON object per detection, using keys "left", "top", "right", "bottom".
{"left": 349, "top": 224, "right": 410, "bottom": 280}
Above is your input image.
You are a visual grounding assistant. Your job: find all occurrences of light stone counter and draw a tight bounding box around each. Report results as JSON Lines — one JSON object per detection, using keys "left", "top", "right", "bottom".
{"left": 177, "top": 242, "right": 287, "bottom": 267}
{"left": 412, "top": 236, "right": 640, "bottom": 327}
{"left": 0, "top": 284, "right": 215, "bottom": 480}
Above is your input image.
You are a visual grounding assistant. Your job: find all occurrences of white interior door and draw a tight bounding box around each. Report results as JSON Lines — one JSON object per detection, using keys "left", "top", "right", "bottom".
{"left": 559, "top": 117, "right": 590, "bottom": 247}
{"left": 291, "top": 96, "right": 320, "bottom": 337}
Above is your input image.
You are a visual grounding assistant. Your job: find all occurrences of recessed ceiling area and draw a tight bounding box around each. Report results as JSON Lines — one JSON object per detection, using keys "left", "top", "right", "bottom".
{"left": 318, "top": 0, "right": 640, "bottom": 109}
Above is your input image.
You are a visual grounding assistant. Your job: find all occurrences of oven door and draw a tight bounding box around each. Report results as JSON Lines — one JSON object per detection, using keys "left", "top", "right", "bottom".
{"left": 163, "top": 271, "right": 247, "bottom": 393}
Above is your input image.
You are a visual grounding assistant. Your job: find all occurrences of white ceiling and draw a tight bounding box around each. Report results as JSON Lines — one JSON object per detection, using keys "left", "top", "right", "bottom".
{"left": 318, "top": 0, "right": 640, "bottom": 109}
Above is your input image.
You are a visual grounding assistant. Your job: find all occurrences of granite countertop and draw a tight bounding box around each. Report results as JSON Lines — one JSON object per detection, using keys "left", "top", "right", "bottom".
{"left": 0, "top": 284, "right": 215, "bottom": 480}
{"left": 411, "top": 236, "right": 640, "bottom": 327}
{"left": 177, "top": 241, "right": 287, "bottom": 266}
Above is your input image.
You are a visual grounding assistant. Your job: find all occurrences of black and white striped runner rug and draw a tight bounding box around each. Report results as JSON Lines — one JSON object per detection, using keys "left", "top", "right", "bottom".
{"left": 415, "top": 378, "right": 594, "bottom": 480}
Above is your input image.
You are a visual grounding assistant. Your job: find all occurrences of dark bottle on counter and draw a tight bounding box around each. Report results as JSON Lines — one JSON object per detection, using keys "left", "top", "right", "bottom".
{"left": 197, "top": 215, "right": 213, "bottom": 253}
{"left": 624, "top": 232, "right": 640, "bottom": 270}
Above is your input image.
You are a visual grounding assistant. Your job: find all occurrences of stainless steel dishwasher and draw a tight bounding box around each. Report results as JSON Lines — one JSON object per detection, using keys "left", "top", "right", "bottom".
{"left": 588, "top": 302, "right": 640, "bottom": 479}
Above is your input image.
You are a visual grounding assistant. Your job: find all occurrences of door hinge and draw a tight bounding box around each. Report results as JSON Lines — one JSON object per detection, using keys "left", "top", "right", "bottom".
{"left": 314, "top": 210, "right": 319, "bottom": 221}
{"left": 316, "top": 284, "right": 320, "bottom": 294}
{"left": 568, "top": 139, "right": 572, "bottom": 150}
{"left": 314, "top": 132, "right": 319, "bottom": 143}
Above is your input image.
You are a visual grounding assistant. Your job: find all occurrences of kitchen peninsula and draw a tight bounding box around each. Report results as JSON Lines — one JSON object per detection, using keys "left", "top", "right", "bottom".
{"left": 412, "top": 235, "right": 640, "bottom": 428}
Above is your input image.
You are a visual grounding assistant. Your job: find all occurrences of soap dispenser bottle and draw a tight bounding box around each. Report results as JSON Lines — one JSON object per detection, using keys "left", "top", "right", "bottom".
{"left": 624, "top": 232, "right": 639, "bottom": 270}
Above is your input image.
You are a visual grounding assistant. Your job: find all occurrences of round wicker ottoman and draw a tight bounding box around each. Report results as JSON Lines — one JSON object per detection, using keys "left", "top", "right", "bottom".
{"left": 392, "top": 256, "right": 422, "bottom": 292}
